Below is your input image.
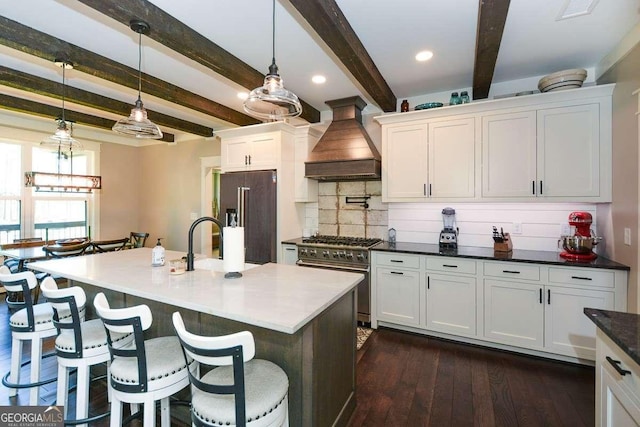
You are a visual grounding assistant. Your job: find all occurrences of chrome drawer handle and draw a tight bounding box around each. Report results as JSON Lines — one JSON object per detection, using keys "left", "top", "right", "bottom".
{"left": 606, "top": 356, "right": 631, "bottom": 376}
{"left": 571, "top": 276, "right": 593, "bottom": 281}
{"left": 502, "top": 270, "right": 521, "bottom": 274}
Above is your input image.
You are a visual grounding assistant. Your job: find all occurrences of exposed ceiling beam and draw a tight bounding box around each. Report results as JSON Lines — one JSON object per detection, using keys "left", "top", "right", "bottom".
{"left": 74, "top": 0, "right": 321, "bottom": 124}
{"left": 472, "top": 0, "right": 511, "bottom": 100}
{"left": 0, "top": 15, "right": 260, "bottom": 128}
{"left": 0, "top": 92, "right": 175, "bottom": 143}
{"left": 284, "top": 0, "right": 396, "bottom": 112}
{"left": 0, "top": 66, "right": 214, "bottom": 137}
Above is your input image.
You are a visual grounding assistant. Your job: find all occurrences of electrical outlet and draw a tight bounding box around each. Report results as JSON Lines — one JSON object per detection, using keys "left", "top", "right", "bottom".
{"left": 560, "top": 223, "right": 571, "bottom": 236}
{"left": 190, "top": 212, "right": 198, "bottom": 220}
{"left": 512, "top": 222, "right": 522, "bottom": 234}
{"left": 624, "top": 228, "right": 632, "bottom": 246}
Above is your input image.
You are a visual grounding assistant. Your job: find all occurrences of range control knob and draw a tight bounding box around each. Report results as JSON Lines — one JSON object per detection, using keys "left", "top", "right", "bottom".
{"left": 299, "top": 248, "right": 307, "bottom": 256}
{"left": 322, "top": 250, "right": 330, "bottom": 258}
{"left": 309, "top": 249, "right": 317, "bottom": 257}
{"left": 356, "top": 253, "right": 366, "bottom": 261}
{"left": 346, "top": 252, "right": 354, "bottom": 260}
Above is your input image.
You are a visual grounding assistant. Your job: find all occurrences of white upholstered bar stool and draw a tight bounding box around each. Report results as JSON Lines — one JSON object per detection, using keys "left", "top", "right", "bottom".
{"left": 40, "top": 279, "right": 133, "bottom": 426}
{"left": 93, "top": 293, "right": 195, "bottom": 427}
{"left": 0, "top": 265, "right": 57, "bottom": 405}
{"left": 172, "top": 312, "right": 289, "bottom": 427}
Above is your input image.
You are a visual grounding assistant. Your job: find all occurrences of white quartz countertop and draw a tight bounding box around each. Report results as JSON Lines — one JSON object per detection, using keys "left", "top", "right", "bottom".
{"left": 28, "top": 248, "right": 363, "bottom": 334}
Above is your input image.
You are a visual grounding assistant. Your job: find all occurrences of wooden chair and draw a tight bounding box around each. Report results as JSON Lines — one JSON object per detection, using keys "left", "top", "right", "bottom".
{"left": 43, "top": 241, "right": 91, "bottom": 259}
{"left": 129, "top": 232, "right": 149, "bottom": 248}
{"left": 90, "top": 237, "right": 130, "bottom": 253}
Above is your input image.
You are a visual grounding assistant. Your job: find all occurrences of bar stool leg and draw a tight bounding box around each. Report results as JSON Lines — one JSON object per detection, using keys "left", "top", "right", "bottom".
{"left": 143, "top": 399, "right": 155, "bottom": 427}
{"left": 56, "top": 364, "right": 69, "bottom": 417}
{"left": 9, "top": 337, "right": 21, "bottom": 397}
{"left": 110, "top": 398, "right": 122, "bottom": 427}
{"left": 29, "top": 337, "right": 43, "bottom": 405}
{"left": 160, "top": 397, "right": 170, "bottom": 427}
{"left": 76, "top": 365, "right": 90, "bottom": 427}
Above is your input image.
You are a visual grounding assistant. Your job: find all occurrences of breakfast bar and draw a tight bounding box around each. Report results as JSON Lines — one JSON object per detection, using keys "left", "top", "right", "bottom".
{"left": 28, "top": 248, "right": 364, "bottom": 426}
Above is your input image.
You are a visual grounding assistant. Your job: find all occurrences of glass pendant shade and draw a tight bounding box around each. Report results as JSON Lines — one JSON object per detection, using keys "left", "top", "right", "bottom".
{"left": 41, "top": 119, "right": 83, "bottom": 150}
{"left": 113, "top": 97, "right": 163, "bottom": 138}
{"left": 243, "top": 0, "right": 302, "bottom": 121}
{"left": 112, "top": 20, "right": 163, "bottom": 139}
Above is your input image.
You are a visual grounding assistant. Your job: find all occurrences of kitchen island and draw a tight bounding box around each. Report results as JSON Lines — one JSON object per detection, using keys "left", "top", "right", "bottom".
{"left": 29, "top": 248, "right": 363, "bottom": 426}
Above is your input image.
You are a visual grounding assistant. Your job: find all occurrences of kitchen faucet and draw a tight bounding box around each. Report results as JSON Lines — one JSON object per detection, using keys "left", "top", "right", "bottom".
{"left": 186, "top": 216, "right": 224, "bottom": 271}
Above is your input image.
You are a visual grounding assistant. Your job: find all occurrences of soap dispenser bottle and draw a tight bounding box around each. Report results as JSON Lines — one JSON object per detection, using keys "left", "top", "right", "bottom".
{"left": 151, "top": 238, "right": 165, "bottom": 267}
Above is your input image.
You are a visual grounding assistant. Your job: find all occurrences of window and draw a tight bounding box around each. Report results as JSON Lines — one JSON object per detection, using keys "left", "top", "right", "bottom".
{"left": 0, "top": 141, "right": 97, "bottom": 245}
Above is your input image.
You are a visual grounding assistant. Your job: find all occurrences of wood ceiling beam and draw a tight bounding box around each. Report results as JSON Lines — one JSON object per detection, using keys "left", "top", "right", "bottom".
{"left": 0, "top": 93, "right": 175, "bottom": 143}
{"left": 0, "top": 15, "right": 259, "bottom": 128}
{"left": 284, "top": 0, "right": 397, "bottom": 112}
{"left": 472, "top": 0, "right": 511, "bottom": 100}
{"left": 0, "top": 66, "right": 214, "bottom": 137}
{"left": 74, "top": 0, "right": 321, "bottom": 124}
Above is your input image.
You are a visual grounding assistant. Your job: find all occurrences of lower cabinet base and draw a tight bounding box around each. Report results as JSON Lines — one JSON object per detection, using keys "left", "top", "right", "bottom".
{"left": 375, "top": 321, "right": 596, "bottom": 366}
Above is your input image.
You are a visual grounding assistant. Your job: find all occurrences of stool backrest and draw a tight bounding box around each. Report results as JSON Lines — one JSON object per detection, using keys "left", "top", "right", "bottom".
{"left": 0, "top": 268, "right": 40, "bottom": 332}
{"left": 94, "top": 292, "right": 153, "bottom": 392}
{"left": 172, "top": 311, "right": 255, "bottom": 424}
{"left": 40, "top": 279, "right": 87, "bottom": 358}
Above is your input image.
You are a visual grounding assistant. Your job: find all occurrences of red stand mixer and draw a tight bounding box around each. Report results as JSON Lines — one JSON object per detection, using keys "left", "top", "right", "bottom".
{"left": 559, "top": 212, "right": 601, "bottom": 261}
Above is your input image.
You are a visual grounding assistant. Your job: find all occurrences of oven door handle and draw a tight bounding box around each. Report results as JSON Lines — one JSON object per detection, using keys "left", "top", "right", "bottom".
{"left": 296, "top": 260, "right": 368, "bottom": 272}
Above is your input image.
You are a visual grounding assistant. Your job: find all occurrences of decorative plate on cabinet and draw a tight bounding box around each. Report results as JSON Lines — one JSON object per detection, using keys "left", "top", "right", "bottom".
{"left": 414, "top": 102, "right": 443, "bottom": 110}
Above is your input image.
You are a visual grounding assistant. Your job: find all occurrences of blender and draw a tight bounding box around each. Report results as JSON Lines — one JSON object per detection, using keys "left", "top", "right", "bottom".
{"left": 559, "top": 212, "right": 601, "bottom": 261}
{"left": 439, "top": 207, "right": 458, "bottom": 249}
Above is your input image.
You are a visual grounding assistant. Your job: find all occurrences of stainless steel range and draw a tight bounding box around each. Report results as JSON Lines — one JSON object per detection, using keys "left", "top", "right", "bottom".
{"left": 296, "top": 235, "right": 382, "bottom": 324}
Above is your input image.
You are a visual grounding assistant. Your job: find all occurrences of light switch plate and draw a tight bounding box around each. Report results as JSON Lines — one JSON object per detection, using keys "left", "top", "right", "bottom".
{"left": 512, "top": 222, "right": 522, "bottom": 234}
{"left": 190, "top": 212, "right": 198, "bottom": 220}
{"left": 624, "top": 228, "right": 631, "bottom": 246}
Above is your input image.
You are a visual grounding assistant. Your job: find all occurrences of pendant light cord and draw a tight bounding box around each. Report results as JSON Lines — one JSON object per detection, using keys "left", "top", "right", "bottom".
{"left": 137, "top": 30, "right": 142, "bottom": 101}
{"left": 271, "top": 0, "right": 276, "bottom": 64}
{"left": 61, "top": 64, "right": 66, "bottom": 123}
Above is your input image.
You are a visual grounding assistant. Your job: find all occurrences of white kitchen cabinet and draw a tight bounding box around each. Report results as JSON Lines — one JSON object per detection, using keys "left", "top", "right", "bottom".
{"left": 294, "top": 126, "right": 321, "bottom": 202}
{"left": 482, "top": 111, "right": 537, "bottom": 198}
{"left": 221, "top": 133, "right": 278, "bottom": 172}
{"left": 381, "top": 117, "right": 475, "bottom": 201}
{"left": 484, "top": 279, "right": 544, "bottom": 348}
{"left": 426, "top": 272, "right": 477, "bottom": 337}
{"left": 281, "top": 243, "right": 298, "bottom": 265}
{"left": 375, "top": 267, "right": 422, "bottom": 327}
{"left": 375, "top": 84, "right": 614, "bottom": 203}
{"left": 597, "top": 330, "right": 640, "bottom": 426}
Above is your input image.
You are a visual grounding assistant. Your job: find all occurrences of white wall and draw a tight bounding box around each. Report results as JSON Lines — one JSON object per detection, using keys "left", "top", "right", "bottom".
{"left": 305, "top": 199, "right": 603, "bottom": 253}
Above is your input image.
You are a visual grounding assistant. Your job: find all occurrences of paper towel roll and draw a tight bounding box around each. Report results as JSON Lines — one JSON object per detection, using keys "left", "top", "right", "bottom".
{"left": 223, "top": 227, "right": 245, "bottom": 273}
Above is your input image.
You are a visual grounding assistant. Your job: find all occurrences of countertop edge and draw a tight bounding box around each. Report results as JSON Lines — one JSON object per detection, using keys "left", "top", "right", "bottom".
{"left": 584, "top": 308, "right": 640, "bottom": 365}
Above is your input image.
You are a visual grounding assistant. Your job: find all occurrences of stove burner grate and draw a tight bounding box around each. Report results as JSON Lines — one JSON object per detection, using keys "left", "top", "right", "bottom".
{"left": 301, "top": 235, "right": 382, "bottom": 248}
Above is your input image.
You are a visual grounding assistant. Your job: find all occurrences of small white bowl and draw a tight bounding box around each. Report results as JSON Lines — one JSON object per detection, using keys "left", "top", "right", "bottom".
{"left": 538, "top": 68, "right": 587, "bottom": 92}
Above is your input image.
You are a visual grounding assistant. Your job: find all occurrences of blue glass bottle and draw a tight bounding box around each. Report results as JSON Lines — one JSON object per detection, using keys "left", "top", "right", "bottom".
{"left": 449, "top": 92, "right": 461, "bottom": 105}
{"left": 460, "top": 91, "right": 470, "bottom": 103}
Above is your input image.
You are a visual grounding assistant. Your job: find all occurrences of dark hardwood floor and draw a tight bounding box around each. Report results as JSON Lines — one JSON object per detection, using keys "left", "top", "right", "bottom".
{"left": 0, "top": 297, "right": 594, "bottom": 426}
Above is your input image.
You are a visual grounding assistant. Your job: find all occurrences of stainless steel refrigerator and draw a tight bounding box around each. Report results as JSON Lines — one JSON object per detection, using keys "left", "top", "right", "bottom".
{"left": 219, "top": 170, "right": 277, "bottom": 264}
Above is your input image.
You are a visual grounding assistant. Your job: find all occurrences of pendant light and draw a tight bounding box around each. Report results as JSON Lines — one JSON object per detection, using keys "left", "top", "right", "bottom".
{"left": 243, "top": 0, "right": 302, "bottom": 121}
{"left": 25, "top": 57, "right": 102, "bottom": 193}
{"left": 112, "top": 19, "right": 163, "bottom": 139}
{"left": 41, "top": 59, "right": 82, "bottom": 151}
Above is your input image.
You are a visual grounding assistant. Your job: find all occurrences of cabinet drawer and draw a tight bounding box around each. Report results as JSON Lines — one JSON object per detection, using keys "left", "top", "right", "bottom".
{"left": 549, "top": 267, "right": 614, "bottom": 288}
{"left": 599, "top": 330, "right": 640, "bottom": 402}
{"left": 484, "top": 262, "right": 540, "bottom": 281}
{"left": 426, "top": 257, "right": 476, "bottom": 274}
{"left": 374, "top": 252, "right": 421, "bottom": 269}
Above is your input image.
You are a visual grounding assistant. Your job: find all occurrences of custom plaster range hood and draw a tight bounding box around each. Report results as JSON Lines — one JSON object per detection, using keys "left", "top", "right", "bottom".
{"left": 305, "top": 96, "right": 381, "bottom": 181}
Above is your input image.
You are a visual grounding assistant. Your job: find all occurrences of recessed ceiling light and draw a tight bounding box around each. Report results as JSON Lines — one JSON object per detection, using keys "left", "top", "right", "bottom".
{"left": 415, "top": 50, "right": 434, "bottom": 62}
{"left": 237, "top": 92, "right": 248, "bottom": 100}
{"left": 312, "top": 75, "right": 326, "bottom": 84}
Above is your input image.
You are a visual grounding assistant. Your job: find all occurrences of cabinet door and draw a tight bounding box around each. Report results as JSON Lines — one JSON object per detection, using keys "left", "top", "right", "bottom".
{"left": 383, "top": 124, "right": 428, "bottom": 200}
{"left": 545, "top": 286, "right": 614, "bottom": 360}
{"left": 222, "top": 138, "right": 250, "bottom": 171}
{"left": 484, "top": 279, "right": 543, "bottom": 349}
{"left": 428, "top": 118, "right": 475, "bottom": 198}
{"left": 426, "top": 273, "right": 476, "bottom": 337}
{"left": 538, "top": 104, "right": 599, "bottom": 197}
{"left": 248, "top": 135, "right": 278, "bottom": 170}
{"left": 376, "top": 267, "right": 421, "bottom": 326}
{"left": 601, "top": 365, "right": 640, "bottom": 427}
{"left": 281, "top": 244, "right": 298, "bottom": 265}
{"left": 482, "top": 111, "right": 537, "bottom": 197}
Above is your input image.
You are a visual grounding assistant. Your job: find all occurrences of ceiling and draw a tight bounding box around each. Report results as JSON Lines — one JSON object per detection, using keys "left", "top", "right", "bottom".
{"left": 0, "top": 0, "right": 637, "bottom": 142}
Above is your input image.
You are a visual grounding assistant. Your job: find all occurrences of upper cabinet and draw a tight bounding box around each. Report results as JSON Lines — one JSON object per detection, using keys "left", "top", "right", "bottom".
{"left": 375, "top": 84, "right": 614, "bottom": 203}
{"left": 383, "top": 117, "right": 475, "bottom": 201}
{"left": 220, "top": 133, "right": 279, "bottom": 172}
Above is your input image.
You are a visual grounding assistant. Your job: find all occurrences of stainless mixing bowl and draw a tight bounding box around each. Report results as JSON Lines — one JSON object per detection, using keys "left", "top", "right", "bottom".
{"left": 558, "top": 235, "right": 601, "bottom": 254}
